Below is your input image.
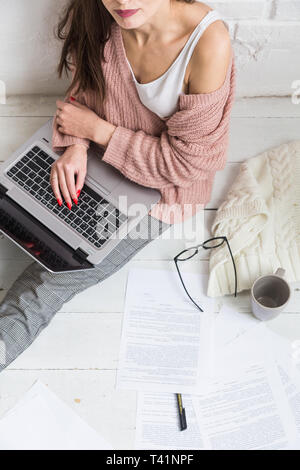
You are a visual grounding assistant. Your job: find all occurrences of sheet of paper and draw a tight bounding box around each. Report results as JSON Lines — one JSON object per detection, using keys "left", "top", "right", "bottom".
{"left": 116, "top": 267, "right": 215, "bottom": 393}
{"left": 0, "top": 381, "right": 113, "bottom": 450}
{"left": 264, "top": 330, "right": 300, "bottom": 431}
{"left": 266, "top": 328, "right": 299, "bottom": 381}
{"left": 135, "top": 392, "right": 208, "bottom": 450}
{"left": 215, "top": 308, "right": 300, "bottom": 385}
{"left": 193, "top": 362, "right": 300, "bottom": 450}
{"left": 215, "top": 304, "right": 263, "bottom": 349}
{"left": 210, "top": 305, "right": 273, "bottom": 381}
{"left": 277, "top": 362, "right": 300, "bottom": 440}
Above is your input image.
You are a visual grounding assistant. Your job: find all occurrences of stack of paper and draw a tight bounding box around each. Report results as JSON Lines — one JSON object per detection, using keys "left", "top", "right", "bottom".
{"left": 117, "top": 267, "right": 300, "bottom": 450}
{"left": 2, "top": 266, "right": 298, "bottom": 450}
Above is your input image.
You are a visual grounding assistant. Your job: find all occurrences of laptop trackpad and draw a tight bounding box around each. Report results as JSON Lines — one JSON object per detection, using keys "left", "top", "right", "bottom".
{"left": 86, "top": 150, "right": 123, "bottom": 194}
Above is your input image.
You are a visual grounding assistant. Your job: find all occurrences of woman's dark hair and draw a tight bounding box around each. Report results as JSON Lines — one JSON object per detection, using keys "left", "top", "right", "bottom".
{"left": 55, "top": 0, "right": 195, "bottom": 105}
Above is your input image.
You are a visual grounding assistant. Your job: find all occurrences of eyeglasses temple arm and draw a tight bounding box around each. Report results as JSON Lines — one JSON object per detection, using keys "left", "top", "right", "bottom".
{"left": 174, "top": 260, "right": 204, "bottom": 312}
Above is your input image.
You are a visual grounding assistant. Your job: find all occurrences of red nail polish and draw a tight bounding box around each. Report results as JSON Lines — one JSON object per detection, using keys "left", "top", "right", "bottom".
{"left": 73, "top": 198, "right": 78, "bottom": 205}
{"left": 67, "top": 202, "right": 72, "bottom": 210}
{"left": 57, "top": 198, "right": 62, "bottom": 207}
{"left": 77, "top": 190, "right": 81, "bottom": 197}
{"left": 70, "top": 96, "right": 75, "bottom": 102}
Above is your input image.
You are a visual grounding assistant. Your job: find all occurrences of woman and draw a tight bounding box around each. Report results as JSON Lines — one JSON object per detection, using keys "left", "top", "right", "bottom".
{"left": 0, "top": 0, "right": 235, "bottom": 371}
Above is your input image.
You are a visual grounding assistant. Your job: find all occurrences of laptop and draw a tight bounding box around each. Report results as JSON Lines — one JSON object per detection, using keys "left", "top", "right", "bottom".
{"left": 0, "top": 118, "right": 161, "bottom": 273}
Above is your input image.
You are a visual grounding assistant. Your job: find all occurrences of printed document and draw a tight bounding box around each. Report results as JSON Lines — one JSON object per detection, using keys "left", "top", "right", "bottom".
{"left": 193, "top": 362, "right": 300, "bottom": 450}
{"left": 117, "top": 267, "right": 215, "bottom": 393}
{"left": 135, "top": 392, "right": 207, "bottom": 450}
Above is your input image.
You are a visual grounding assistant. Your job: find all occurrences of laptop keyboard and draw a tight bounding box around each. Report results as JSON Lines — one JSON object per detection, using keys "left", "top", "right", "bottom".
{"left": 5, "top": 145, "right": 128, "bottom": 249}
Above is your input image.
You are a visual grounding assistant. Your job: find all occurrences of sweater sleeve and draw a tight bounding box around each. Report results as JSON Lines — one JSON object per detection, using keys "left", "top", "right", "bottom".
{"left": 102, "top": 57, "right": 236, "bottom": 190}
{"left": 51, "top": 61, "right": 91, "bottom": 153}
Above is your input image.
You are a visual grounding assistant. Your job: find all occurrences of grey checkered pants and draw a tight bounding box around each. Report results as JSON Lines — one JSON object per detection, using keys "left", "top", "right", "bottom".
{"left": 0, "top": 215, "right": 170, "bottom": 372}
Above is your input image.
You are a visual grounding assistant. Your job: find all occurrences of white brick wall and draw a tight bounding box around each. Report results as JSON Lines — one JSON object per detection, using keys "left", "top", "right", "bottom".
{"left": 274, "top": 0, "right": 300, "bottom": 20}
{"left": 210, "top": 0, "right": 267, "bottom": 19}
{"left": 209, "top": 0, "right": 300, "bottom": 97}
{"left": 0, "top": 0, "right": 299, "bottom": 97}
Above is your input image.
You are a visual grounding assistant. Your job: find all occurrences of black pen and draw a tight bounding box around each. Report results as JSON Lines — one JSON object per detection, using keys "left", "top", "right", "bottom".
{"left": 176, "top": 393, "right": 187, "bottom": 431}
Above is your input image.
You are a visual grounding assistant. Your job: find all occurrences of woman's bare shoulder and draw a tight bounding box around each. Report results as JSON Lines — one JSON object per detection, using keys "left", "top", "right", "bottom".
{"left": 179, "top": 1, "right": 214, "bottom": 29}
{"left": 183, "top": 2, "right": 232, "bottom": 94}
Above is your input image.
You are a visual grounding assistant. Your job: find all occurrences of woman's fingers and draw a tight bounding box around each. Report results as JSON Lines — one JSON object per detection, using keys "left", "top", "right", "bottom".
{"left": 50, "top": 162, "right": 75, "bottom": 209}
{"left": 64, "top": 166, "right": 78, "bottom": 205}
{"left": 50, "top": 146, "right": 88, "bottom": 208}
{"left": 56, "top": 165, "right": 73, "bottom": 210}
{"left": 50, "top": 168, "right": 63, "bottom": 207}
{"left": 75, "top": 167, "right": 86, "bottom": 197}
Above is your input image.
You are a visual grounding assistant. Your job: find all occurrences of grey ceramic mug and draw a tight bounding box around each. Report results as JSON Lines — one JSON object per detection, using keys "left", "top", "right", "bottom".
{"left": 250, "top": 268, "right": 291, "bottom": 321}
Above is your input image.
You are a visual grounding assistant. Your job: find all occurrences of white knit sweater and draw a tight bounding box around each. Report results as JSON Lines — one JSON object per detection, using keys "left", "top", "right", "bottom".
{"left": 207, "top": 140, "right": 300, "bottom": 297}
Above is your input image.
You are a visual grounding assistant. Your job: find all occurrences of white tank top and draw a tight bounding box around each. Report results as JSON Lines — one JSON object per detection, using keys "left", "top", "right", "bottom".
{"left": 124, "top": 9, "right": 225, "bottom": 119}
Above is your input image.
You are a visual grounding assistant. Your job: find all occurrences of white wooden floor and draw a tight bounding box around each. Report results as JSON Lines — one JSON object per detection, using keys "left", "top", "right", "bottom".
{"left": 0, "top": 95, "right": 300, "bottom": 449}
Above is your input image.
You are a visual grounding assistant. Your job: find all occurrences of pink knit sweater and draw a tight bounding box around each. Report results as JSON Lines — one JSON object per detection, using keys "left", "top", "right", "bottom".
{"left": 52, "top": 21, "right": 236, "bottom": 224}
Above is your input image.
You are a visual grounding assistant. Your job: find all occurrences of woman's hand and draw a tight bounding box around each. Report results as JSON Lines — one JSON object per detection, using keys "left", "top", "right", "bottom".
{"left": 56, "top": 98, "right": 99, "bottom": 141}
{"left": 56, "top": 98, "right": 116, "bottom": 147}
{"left": 50, "top": 144, "right": 88, "bottom": 210}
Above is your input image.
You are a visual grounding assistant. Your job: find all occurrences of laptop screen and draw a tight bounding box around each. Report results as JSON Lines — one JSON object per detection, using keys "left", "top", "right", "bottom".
{"left": 0, "top": 194, "right": 94, "bottom": 273}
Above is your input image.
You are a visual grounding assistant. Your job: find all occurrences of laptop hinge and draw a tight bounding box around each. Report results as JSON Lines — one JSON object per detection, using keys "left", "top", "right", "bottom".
{"left": 73, "top": 247, "right": 89, "bottom": 262}
{"left": 0, "top": 184, "right": 8, "bottom": 198}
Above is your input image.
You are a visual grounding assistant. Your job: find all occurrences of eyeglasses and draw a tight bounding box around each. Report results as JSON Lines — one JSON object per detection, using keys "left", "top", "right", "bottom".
{"left": 174, "top": 236, "right": 237, "bottom": 312}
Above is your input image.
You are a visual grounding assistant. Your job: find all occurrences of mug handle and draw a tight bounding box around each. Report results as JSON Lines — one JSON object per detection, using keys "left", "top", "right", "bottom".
{"left": 275, "top": 267, "right": 285, "bottom": 278}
